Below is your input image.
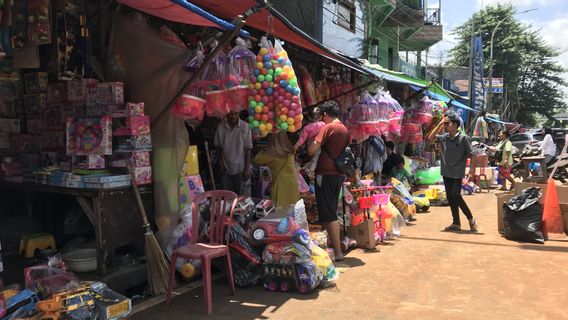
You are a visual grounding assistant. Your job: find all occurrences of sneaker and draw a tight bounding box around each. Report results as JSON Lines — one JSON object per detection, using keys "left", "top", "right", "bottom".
{"left": 444, "top": 224, "right": 461, "bottom": 231}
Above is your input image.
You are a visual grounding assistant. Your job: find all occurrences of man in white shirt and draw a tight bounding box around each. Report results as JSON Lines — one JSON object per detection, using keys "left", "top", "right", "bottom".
{"left": 214, "top": 112, "right": 252, "bottom": 195}
{"left": 541, "top": 127, "right": 557, "bottom": 165}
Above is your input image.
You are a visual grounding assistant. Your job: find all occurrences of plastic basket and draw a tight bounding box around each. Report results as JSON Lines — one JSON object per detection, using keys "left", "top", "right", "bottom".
{"left": 171, "top": 94, "right": 206, "bottom": 120}
{"left": 373, "top": 193, "right": 390, "bottom": 206}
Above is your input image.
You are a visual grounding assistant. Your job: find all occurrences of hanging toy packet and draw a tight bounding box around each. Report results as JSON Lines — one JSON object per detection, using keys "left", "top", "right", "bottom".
{"left": 226, "top": 38, "right": 256, "bottom": 113}
{"left": 273, "top": 39, "right": 303, "bottom": 134}
{"left": 248, "top": 36, "right": 277, "bottom": 137}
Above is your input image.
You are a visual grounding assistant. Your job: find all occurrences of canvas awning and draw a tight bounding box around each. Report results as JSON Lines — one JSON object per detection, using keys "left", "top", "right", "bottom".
{"left": 116, "top": 0, "right": 375, "bottom": 76}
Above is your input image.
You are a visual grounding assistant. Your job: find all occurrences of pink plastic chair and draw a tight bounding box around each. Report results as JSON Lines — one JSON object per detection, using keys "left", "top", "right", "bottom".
{"left": 469, "top": 155, "right": 490, "bottom": 192}
{"left": 166, "top": 190, "right": 238, "bottom": 314}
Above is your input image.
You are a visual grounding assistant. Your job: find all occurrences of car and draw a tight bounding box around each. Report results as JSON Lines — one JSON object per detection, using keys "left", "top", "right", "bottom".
{"left": 510, "top": 132, "right": 541, "bottom": 151}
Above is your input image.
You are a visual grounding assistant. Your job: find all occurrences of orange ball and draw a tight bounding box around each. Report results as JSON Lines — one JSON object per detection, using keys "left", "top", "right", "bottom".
{"left": 254, "top": 113, "right": 261, "bottom": 120}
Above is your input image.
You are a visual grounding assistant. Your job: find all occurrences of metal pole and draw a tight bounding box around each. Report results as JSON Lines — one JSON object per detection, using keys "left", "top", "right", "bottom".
{"left": 487, "top": 17, "right": 505, "bottom": 113}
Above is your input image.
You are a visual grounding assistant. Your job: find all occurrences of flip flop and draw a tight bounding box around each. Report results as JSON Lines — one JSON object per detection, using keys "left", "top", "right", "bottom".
{"left": 444, "top": 224, "right": 461, "bottom": 231}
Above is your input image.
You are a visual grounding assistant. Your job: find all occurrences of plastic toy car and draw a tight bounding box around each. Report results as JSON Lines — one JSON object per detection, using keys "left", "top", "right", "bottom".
{"left": 251, "top": 216, "right": 300, "bottom": 243}
{"left": 4, "top": 289, "right": 38, "bottom": 320}
{"left": 255, "top": 199, "right": 275, "bottom": 218}
{"left": 36, "top": 287, "right": 94, "bottom": 320}
{"left": 413, "top": 196, "right": 430, "bottom": 212}
{"left": 263, "top": 264, "right": 295, "bottom": 292}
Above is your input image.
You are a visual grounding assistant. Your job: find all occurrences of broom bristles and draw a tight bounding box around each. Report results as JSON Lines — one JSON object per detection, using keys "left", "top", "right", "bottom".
{"left": 145, "top": 233, "right": 171, "bottom": 296}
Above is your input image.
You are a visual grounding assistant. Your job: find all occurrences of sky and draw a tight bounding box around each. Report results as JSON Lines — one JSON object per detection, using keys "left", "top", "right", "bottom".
{"left": 428, "top": 0, "right": 568, "bottom": 103}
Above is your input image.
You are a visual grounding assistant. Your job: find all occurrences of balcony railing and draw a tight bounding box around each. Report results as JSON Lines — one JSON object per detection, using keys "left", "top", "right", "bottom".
{"left": 425, "top": 8, "right": 440, "bottom": 25}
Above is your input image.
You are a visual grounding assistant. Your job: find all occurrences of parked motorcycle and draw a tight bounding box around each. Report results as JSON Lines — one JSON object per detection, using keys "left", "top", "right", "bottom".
{"left": 511, "top": 140, "right": 568, "bottom": 183}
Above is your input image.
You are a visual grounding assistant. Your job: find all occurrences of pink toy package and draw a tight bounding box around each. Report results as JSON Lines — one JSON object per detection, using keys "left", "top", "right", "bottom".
{"left": 88, "top": 82, "right": 124, "bottom": 106}
{"left": 67, "top": 79, "right": 99, "bottom": 103}
{"left": 178, "top": 174, "right": 205, "bottom": 205}
{"left": 133, "top": 166, "right": 152, "bottom": 185}
{"left": 66, "top": 116, "right": 113, "bottom": 156}
{"left": 74, "top": 155, "right": 106, "bottom": 169}
{"left": 113, "top": 115, "right": 151, "bottom": 136}
{"left": 110, "top": 151, "right": 151, "bottom": 168}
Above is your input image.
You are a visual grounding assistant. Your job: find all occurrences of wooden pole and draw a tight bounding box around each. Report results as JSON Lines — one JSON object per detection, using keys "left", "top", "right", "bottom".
{"left": 204, "top": 141, "right": 216, "bottom": 190}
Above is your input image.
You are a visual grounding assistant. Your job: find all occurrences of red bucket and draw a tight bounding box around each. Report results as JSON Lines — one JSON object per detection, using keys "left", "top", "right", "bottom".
{"left": 171, "top": 94, "right": 206, "bottom": 120}
{"left": 205, "top": 90, "right": 230, "bottom": 118}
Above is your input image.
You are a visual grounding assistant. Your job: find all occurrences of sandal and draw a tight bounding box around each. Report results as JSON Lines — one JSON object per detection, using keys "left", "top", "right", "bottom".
{"left": 444, "top": 224, "right": 461, "bottom": 231}
{"left": 469, "top": 219, "right": 479, "bottom": 232}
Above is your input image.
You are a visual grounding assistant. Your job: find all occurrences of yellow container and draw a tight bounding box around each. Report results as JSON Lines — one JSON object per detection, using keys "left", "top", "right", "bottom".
{"left": 19, "top": 233, "right": 56, "bottom": 258}
{"left": 181, "top": 145, "right": 199, "bottom": 176}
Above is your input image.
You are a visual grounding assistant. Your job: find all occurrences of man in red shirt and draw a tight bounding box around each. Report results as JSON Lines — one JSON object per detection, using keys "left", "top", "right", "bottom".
{"left": 308, "top": 101, "right": 349, "bottom": 261}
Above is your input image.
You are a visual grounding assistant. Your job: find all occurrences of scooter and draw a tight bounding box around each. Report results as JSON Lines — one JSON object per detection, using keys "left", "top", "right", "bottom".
{"left": 511, "top": 137, "right": 568, "bottom": 183}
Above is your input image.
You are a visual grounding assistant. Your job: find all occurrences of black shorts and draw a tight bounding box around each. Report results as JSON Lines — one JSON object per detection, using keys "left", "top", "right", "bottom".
{"left": 315, "top": 174, "right": 345, "bottom": 223}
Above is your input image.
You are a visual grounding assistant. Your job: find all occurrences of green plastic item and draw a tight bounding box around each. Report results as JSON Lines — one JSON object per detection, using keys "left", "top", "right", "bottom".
{"left": 415, "top": 167, "right": 441, "bottom": 185}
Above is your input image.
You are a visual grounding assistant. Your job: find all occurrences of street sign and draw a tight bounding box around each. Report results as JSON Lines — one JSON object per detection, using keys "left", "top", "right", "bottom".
{"left": 483, "top": 78, "right": 504, "bottom": 93}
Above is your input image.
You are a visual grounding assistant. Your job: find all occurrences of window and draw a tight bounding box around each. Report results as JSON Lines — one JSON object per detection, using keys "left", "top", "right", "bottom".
{"left": 337, "top": 0, "right": 356, "bottom": 32}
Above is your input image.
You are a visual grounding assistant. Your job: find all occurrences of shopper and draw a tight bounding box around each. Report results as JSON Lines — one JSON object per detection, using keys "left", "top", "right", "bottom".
{"left": 490, "top": 130, "right": 515, "bottom": 190}
{"left": 308, "top": 100, "right": 349, "bottom": 261}
{"left": 254, "top": 131, "right": 300, "bottom": 207}
{"left": 390, "top": 156, "right": 412, "bottom": 190}
{"left": 382, "top": 141, "right": 402, "bottom": 178}
{"left": 541, "top": 127, "right": 557, "bottom": 165}
{"left": 214, "top": 112, "right": 252, "bottom": 195}
{"left": 428, "top": 116, "right": 478, "bottom": 232}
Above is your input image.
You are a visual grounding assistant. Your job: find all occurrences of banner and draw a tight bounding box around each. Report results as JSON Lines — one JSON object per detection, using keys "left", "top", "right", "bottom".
{"left": 469, "top": 37, "right": 485, "bottom": 110}
{"left": 483, "top": 78, "right": 504, "bottom": 93}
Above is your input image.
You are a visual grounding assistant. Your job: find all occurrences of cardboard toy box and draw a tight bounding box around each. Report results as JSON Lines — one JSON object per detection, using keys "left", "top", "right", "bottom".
{"left": 0, "top": 119, "right": 21, "bottom": 133}
{"left": 133, "top": 166, "right": 152, "bottom": 185}
{"left": 113, "top": 135, "right": 152, "bottom": 152}
{"left": 12, "top": 134, "right": 41, "bottom": 153}
{"left": 179, "top": 175, "right": 204, "bottom": 205}
{"left": 40, "top": 130, "right": 66, "bottom": 151}
{"left": 23, "top": 72, "right": 48, "bottom": 93}
{"left": 23, "top": 93, "right": 47, "bottom": 118}
{"left": 47, "top": 82, "right": 67, "bottom": 103}
{"left": 67, "top": 79, "right": 98, "bottom": 103}
{"left": 113, "top": 115, "right": 151, "bottom": 136}
{"left": 27, "top": 119, "right": 42, "bottom": 134}
{"left": 514, "top": 182, "right": 568, "bottom": 204}
{"left": 66, "top": 116, "right": 113, "bottom": 156}
{"left": 0, "top": 132, "right": 10, "bottom": 149}
{"left": 347, "top": 219, "right": 376, "bottom": 250}
{"left": 113, "top": 102, "right": 145, "bottom": 117}
{"left": 88, "top": 82, "right": 124, "bottom": 106}
{"left": 74, "top": 155, "right": 106, "bottom": 169}
{"left": 85, "top": 180, "right": 132, "bottom": 189}
{"left": 0, "top": 80, "right": 17, "bottom": 118}
{"left": 110, "top": 151, "right": 150, "bottom": 168}
{"left": 83, "top": 174, "right": 130, "bottom": 184}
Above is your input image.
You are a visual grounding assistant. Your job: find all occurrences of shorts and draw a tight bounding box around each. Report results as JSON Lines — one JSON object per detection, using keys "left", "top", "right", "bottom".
{"left": 499, "top": 166, "right": 511, "bottom": 179}
{"left": 315, "top": 174, "right": 344, "bottom": 223}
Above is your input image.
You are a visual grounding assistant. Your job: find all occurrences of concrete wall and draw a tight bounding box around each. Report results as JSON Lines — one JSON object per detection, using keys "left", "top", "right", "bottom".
{"left": 322, "top": 0, "right": 366, "bottom": 58}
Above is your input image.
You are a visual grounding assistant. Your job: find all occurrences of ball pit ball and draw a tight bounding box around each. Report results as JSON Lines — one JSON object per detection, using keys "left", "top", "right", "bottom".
{"left": 280, "top": 115, "right": 287, "bottom": 122}
{"left": 254, "top": 69, "right": 260, "bottom": 76}
{"left": 254, "top": 95, "right": 261, "bottom": 102}
{"left": 249, "top": 123, "right": 255, "bottom": 129}
{"left": 288, "top": 124, "right": 296, "bottom": 132}
{"left": 287, "top": 118, "right": 295, "bottom": 125}
{"left": 290, "top": 102, "right": 298, "bottom": 110}
{"left": 284, "top": 92, "right": 292, "bottom": 100}
{"left": 263, "top": 54, "right": 271, "bottom": 62}
{"left": 266, "top": 88, "right": 274, "bottom": 95}
{"left": 280, "top": 73, "right": 288, "bottom": 80}
{"left": 248, "top": 83, "right": 254, "bottom": 89}
{"left": 256, "top": 62, "right": 263, "bottom": 69}
{"left": 279, "top": 51, "right": 288, "bottom": 58}
{"left": 283, "top": 100, "right": 291, "bottom": 107}
{"left": 279, "top": 80, "right": 287, "bottom": 87}
{"left": 262, "top": 106, "right": 270, "bottom": 113}
{"left": 260, "top": 48, "right": 268, "bottom": 55}
{"left": 261, "top": 114, "right": 269, "bottom": 122}
{"left": 262, "top": 96, "right": 269, "bottom": 104}
{"left": 256, "top": 55, "right": 263, "bottom": 62}
{"left": 264, "top": 62, "right": 272, "bottom": 69}
{"left": 280, "top": 122, "right": 288, "bottom": 130}
{"left": 278, "top": 88, "right": 286, "bottom": 95}
{"left": 262, "top": 81, "right": 269, "bottom": 89}
{"left": 259, "top": 89, "right": 266, "bottom": 96}
{"left": 283, "top": 66, "right": 292, "bottom": 73}
{"left": 249, "top": 101, "right": 256, "bottom": 108}
{"left": 259, "top": 123, "right": 266, "bottom": 131}
{"left": 266, "top": 123, "right": 273, "bottom": 131}
{"left": 268, "top": 69, "right": 274, "bottom": 75}
{"left": 252, "top": 120, "right": 260, "bottom": 127}
{"left": 268, "top": 111, "right": 275, "bottom": 119}
{"left": 257, "top": 75, "right": 265, "bottom": 82}
{"left": 289, "top": 78, "right": 298, "bottom": 87}
{"left": 255, "top": 106, "right": 262, "bottom": 113}
{"left": 248, "top": 115, "right": 254, "bottom": 122}
{"left": 254, "top": 82, "right": 262, "bottom": 90}
{"left": 285, "top": 86, "right": 293, "bottom": 92}
{"left": 275, "top": 67, "right": 283, "bottom": 76}
{"left": 265, "top": 75, "right": 273, "bottom": 82}
{"left": 294, "top": 115, "right": 302, "bottom": 123}
{"left": 261, "top": 68, "right": 268, "bottom": 75}
{"left": 288, "top": 110, "right": 296, "bottom": 117}
{"left": 292, "top": 88, "right": 301, "bottom": 96}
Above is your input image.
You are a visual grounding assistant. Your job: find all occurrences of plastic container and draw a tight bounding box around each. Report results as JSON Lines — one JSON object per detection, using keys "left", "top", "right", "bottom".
{"left": 62, "top": 248, "right": 97, "bottom": 273}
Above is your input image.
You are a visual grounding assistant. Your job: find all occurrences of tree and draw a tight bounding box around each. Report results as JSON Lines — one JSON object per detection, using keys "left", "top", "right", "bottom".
{"left": 447, "top": 4, "right": 566, "bottom": 126}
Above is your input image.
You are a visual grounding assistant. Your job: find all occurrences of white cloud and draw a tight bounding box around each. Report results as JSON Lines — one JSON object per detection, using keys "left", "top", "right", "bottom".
{"left": 477, "top": 0, "right": 563, "bottom": 8}
{"left": 534, "top": 17, "right": 568, "bottom": 102}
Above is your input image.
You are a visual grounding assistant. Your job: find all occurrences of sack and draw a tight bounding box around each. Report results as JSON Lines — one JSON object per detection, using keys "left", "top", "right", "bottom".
{"left": 503, "top": 187, "right": 544, "bottom": 244}
{"left": 334, "top": 146, "right": 355, "bottom": 174}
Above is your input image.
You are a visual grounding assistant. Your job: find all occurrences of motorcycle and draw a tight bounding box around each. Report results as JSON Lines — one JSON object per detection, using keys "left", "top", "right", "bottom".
{"left": 511, "top": 140, "right": 568, "bottom": 183}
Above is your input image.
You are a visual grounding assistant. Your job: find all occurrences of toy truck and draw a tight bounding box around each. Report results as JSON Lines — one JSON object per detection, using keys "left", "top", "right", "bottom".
{"left": 36, "top": 287, "right": 94, "bottom": 320}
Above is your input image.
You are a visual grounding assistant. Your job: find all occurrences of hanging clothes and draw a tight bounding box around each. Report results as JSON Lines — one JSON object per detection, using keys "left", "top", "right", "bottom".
{"left": 362, "top": 136, "right": 387, "bottom": 175}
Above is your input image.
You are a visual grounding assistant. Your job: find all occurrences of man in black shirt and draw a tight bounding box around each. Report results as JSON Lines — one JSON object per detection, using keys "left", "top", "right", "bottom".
{"left": 382, "top": 141, "right": 401, "bottom": 178}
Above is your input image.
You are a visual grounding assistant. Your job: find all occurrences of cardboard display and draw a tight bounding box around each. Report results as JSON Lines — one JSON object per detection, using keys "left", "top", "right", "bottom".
{"left": 348, "top": 219, "right": 376, "bottom": 250}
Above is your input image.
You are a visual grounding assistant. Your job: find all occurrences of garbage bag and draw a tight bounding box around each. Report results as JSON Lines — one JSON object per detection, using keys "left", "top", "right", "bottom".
{"left": 503, "top": 187, "right": 544, "bottom": 244}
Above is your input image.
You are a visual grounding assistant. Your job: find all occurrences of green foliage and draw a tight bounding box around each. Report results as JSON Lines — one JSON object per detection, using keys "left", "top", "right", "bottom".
{"left": 447, "top": 4, "right": 566, "bottom": 126}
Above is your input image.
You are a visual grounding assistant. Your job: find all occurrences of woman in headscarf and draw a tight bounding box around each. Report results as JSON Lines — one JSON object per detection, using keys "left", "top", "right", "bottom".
{"left": 254, "top": 131, "right": 300, "bottom": 207}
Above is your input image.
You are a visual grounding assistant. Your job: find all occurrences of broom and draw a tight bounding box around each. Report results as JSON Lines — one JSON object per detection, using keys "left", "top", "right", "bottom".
{"left": 127, "top": 162, "right": 171, "bottom": 296}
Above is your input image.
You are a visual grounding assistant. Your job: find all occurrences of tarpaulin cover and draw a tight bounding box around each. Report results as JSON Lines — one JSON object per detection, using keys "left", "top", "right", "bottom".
{"left": 107, "top": 13, "right": 191, "bottom": 246}
{"left": 116, "top": 0, "right": 373, "bottom": 75}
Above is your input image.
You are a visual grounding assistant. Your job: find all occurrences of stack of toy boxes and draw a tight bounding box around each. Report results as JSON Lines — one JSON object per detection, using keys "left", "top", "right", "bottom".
{"left": 15, "top": 73, "right": 46, "bottom": 155}
{"left": 0, "top": 81, "right": 20, "bottom": 153}
{"left": 111, "top": 102, "right": 152, "bottom": 185}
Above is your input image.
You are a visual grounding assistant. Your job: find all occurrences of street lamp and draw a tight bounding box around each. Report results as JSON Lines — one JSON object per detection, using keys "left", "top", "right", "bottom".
{"left": 487, "top": 8, "right": 537, "bottom": 113}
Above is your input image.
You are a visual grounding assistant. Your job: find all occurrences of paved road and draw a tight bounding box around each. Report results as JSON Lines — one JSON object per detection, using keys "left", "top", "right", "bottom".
{"left": 133, "top": 191, "right": 568, "bottom": 320}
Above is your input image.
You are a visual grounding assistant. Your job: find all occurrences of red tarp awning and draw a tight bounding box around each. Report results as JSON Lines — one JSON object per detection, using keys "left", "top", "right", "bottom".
{"left": 115, "top": 0, "right": 373, "bottom": 75}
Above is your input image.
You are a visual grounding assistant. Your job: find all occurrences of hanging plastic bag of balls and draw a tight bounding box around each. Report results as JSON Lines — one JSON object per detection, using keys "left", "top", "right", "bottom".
{"left": 201, "top": 41, "right": 231, "bottom": 118}
{"left": 273, "top": 39, "right": 303, "bottom": 134}
{"left": 227, "top": 38, "right": 256, "bottom": 114}
{"left": 248, "top": 36, "right": 277, "bottom": 138}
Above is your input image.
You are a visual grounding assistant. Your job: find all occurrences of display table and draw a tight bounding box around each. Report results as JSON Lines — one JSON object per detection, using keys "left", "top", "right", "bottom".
{"left": 0, "top": 181, "right": 152, "bottom": 275}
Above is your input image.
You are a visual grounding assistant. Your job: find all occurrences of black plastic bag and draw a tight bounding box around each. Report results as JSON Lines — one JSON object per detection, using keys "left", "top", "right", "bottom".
{"left": 503, "top": 187, "right": 544, "bottom": 244}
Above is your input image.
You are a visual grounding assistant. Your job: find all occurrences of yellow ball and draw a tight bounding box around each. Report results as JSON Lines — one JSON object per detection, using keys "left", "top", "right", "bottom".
{"left": 279, "top": 50, "right": 288, "bottom": 58}
{"left": 287, "top": 118, "right": 295, "bottom": 125}
{"left": 283, "top": 66, "right": 292, "bottom": 73}
{"left": 256, "top": 62, "right": 264, "bottom": 69}
{"left": 255, "top": 82, "right": 262, "bottom": 90}
{"left": 298, "top": 114, "right": 304, "bottom": 121}
{"left": 255, "top": 106, "right": 262, "bottom": 113}
{"left": 266, "top": 123, "right": 273, "bottom": 131}
{"left": 260, "top": 48, "right": 268, "bottom": 55}
{"left": 288, "top": 124, "right": 296, "bottom": 132}
{"left": 248, "top": 84, "right": 254, "bottom": 90}
{"left": 279, "top": 115, "right": 287, "bottom": 122}
{"left": 259, "top": 124, "right": 266, "bottom": 131}
{"left": 260, "top": 130, "right": 268, "bottom": 137}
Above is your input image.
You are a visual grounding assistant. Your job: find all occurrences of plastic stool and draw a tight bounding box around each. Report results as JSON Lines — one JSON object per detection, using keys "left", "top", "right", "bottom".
{"left": 19, "top": 233, "right": 56, "bottom": 258}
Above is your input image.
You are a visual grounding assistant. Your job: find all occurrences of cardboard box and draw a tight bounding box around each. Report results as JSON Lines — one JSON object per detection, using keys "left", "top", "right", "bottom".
{"left": 0, "top": 132, "right": 10, "bottom": 149}
{"left": 12, "top": 134, "right": 41, "bottom": 153}
{"left": 496, "top": 192, "right": 516, "bottom": 232}
{"left": 347, "top": 219, "right": 376, "bottom": 250}
{"left": 23, "top": 72, "right": 48, "bottom": 93}
{"left": 113, "top": 115, "right": 151, "bottom": 136}
{"left": 67, "top": 79, "right": 98, "bottom": 103}
{"left": 74, "top": 155, "right": 106, "bottom": 169}
{"left": 113, "top": 135, "right": 152, "bottom": 152}
{"left": 27, "top": 119, "right": 42, "bottom": 134}
{"left": 133, "top": 166, "right": 152, "bottom": 185}
{"left": 113, "top": 102, "right": 145, "bottom": 117}
{"left": 0, "top": 81, "right": 18, "bottom": 118}
{"left": 110, "top": 151, "right": 150, "bottom": 168}
{"left": 0, "top": 119, "right": 21, "bottom": 133}
{"left": 85, "top": 181, "right": 132, "bottom": 189}
{"left": 83, "top": 174, "right": 130, "bottom": 184}
{"left": 42, "top": 108, "right": 65, "bottom": 130}
{"left": 515, "top": 182, "right": 568, "bottom": 204}
{"left": 179, "top": 175, "right": 204, "bottom": 205}
{"left": 88, "top": 82, "right": 124, "bottom": 106}
{"left": 66, "top": 116, "right": 113, "bottom": 156}
{"left": 47, "top": 82, "right": 67, "bottom": 103}
{"left": 23, "top": 93, "right": 47, "bottom": 117}
{"left": 40, "top": 130, "right": 66, "bottom": 151}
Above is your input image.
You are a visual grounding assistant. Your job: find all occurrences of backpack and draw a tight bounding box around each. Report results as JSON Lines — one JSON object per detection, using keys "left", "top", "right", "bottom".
{"left": 324, "top": 134, "right": 354, "bottom": 175}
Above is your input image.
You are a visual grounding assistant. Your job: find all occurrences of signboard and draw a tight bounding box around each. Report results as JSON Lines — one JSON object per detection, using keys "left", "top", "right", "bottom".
{"left": 483, "top": 78, "right": 504, "bottom": 93}
{"left": 469, "top": 37, "right": 485, "bottom": 110}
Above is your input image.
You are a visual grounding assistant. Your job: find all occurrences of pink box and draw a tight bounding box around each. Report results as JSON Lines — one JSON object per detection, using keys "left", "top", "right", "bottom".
{"left": 68, "top": 79, "right": 98, "bottom": 103}
{"left": 74, "top": 155, "right": 106, "bottom": 169}
{"left": 113, "top": 115, "right": 151, "bottom": 136}
{"left": 110, "top": 151, "right": 150, "bottom": 168}
{"left": 133, "top": 166, "right": 152, "bottom": 185}
{"left": 127, "top": 102, "right": 144, "bottom": 116}
{"left": 178, "top": 175, "right": 204, "bottom": 205}
{"left": 66, "top": 116, "right": 113, "bottom": 156}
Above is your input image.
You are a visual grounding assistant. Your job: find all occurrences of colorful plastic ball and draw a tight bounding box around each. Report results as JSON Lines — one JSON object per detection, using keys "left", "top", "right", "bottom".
{"left": 261, "top": 68, "right": 268, "bottom": 75}
{"left": 281, "top": 107, "right": 289, "bottom": 115}
{"left": 289, "top": 78, "right": 298, "bottom": 87}
{"left": 268, "top": 69, "right": 274, "bottom": 75}
{"left": 256, "top": 62, "right": 264, "bottom": 69}
{"left": 279, "top": 50, "right": 288, "bottom": 58}
{"left": 266, "top": 123, "right": 273, "bottom": 131}
{"left": 279, "top": 115, "right": 287, "bottom": 122}
{"left": 253, "top": 113, "right": 261, "bottom": 120}
{"left": 248, "top": 83, "right": 254, "bottom": 90}
{"left": 257, "top": 75, "right": 265, "bottom": 82}
{"left": 259, "top": 123, "right": 266, "bottom": 131}
{"left": 294, "top": 115, "right": 303, "bottom": 123}
{"left": 256, "top": 55, "right": 263, "bottom": 62}
{"left": 268, "top": 111, "right": 275, "bottom": 119}
{"left": 275, "top": 67, "right": 283, "bottom": 75}
{"left": 253, "top": 69, "right": 260, "bottom": 76}
{"left": 257, "top": 102, "right": 264, "bottom": 107}
{"left": 280, "top": 122, "right": 288, "bottom": 130}
{"left": 265, "top": 75, "right": 273, "bottom": 82}
{"left": 284, "top": 92, "right": 292, "bottom": 100}
{"left": 288, "top": 124, "right": 296, "bottom": 132}
{"left": 261, "top": 114, "right": 269, "bottom": 122}
{"left": 263, "top": 54, "right": 271, "bottom": 62}
{"left": 290, "top": 102, "right": 299, "bottom": 110}
{"left": 277, "top": 96, "right": 285, "bottom": 102}
{"left": 286, "top": 117, "right": 295, "bottom": 125}
{"left": 280, "top": 73, "right": 288, "bottom": 80}
{"left": 283, "top": 66, "right": 292, "bottom": 73}
{"left": 292, "top": 88, "right": 301, "bottom": 95}
{"left": 278, "top": 88, "right": 286, "bottom": 95}
{"left": 288, "top": 110, "right": 296, "bottom": 118}
{"left": 279, "top": 80, "right": 287, "bottom": 87}
{"left": 260, "top": 48, "right": 268, "bottom": 55}
{"left": 248, "top": 115, "right": 254, "bottom": 122}
{"left": 249, "top": 123, "right": 255, "bottom": 129}
{"left": 254, "top": 82, "right": 262, "bottom": 90}
{"left": 266, "top": 88, "right": 274, "bottom": 95}
{"left": 249, "top": 76, "right": 257, "bottom": 84}
{"left": 283, "top": 100, "right": 291, "bottom": 107}
{"left": 255, "top": 106, "right": 262, "bottom": 113}
{"left": 261, "top": 81, "right": 268, "bottom": 89}
{"left": 249, "top": 101, "right": 257, "bottom": 108}
{"left": 253, "top": 95, "right": 260, "bottom": 102}
{"left": 262, "top": 106, "right": 270, "bottom": 114}
{"left": 285, "top": 86, "right": 293, "bottom": 92}
{"left": 252, "top": 120, "right": 260, "bottom": 128}
{"left": 264, "top": 62, "right": 272, "bottom": 69}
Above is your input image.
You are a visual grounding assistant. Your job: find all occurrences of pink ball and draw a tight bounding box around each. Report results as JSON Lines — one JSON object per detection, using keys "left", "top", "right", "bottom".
{"left": 262, "top": 96, "right": 269, "bottom": 103}
{"left": 250, "top": 76, "right": 257, "bottom": 83}
{"left": 268, "top": 111, "right": 274, "bottom": 118}
{"left": 292, "top": 95, "right": 299, "bottom": 102}
{"left": 290, "top": 102, "right": 298, "bottom": 109}
{"left": 277, "top": 96, "right": 285, "bottom": 102}
{"left": 288, "top": 110, "right": 296, "bottom": 117}
{"left": 285, "top": 92, "right": 292, "bottom": 99}
{"left": 283, "top": 100, "right": 291, "bottom": 107}
{"left": 262, "top": 81, "right": 269, "bottom": 89}
{"left": 278, "top": 88, "right": 286, "bottom": 95}
{"left": 251, "top": 89, "right": 258, "bottom": 95}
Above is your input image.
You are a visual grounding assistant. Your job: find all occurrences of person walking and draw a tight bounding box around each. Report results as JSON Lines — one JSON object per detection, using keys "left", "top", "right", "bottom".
{"left": 490, "top": 130, "right": 515, "bottom": 190}
{"left": 308, "top": 101, "right": 349, "bottom": 261}
{"left": 214, "top": 112, "right": 252, "bottom": 195}
{"left": 428, "top": 115, "right": 478, "bottom": 232}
